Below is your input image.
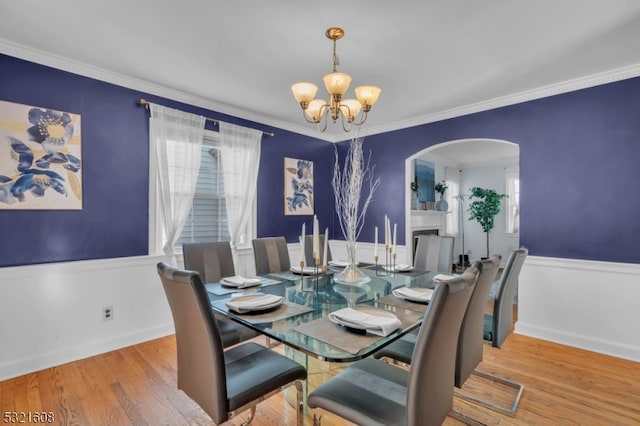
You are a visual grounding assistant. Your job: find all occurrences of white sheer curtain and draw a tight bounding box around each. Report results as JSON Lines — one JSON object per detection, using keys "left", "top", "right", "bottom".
{"left": 219, "top": 122, "right": 262, "bottom": 249}
{"left": 505, "top": 167, "right": 520, "bottom": 234}
{"left": 149, "top": 104, "right": 205, "bottom": 260}
{"left": 445, "top": 167, "right": 460, "bottom": 235}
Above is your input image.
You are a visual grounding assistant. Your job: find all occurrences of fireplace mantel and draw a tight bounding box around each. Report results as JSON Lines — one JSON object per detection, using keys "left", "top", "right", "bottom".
{"left": 410, "top": 210, "right": 448, "bottom": 234}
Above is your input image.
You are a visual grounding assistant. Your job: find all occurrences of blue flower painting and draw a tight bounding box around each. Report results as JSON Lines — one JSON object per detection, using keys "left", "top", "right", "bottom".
{"left": 0, "top": 100, "right": 82, "bottom": 209}
{"left": 284, "top": 157, "right": 314, "bottom": 215}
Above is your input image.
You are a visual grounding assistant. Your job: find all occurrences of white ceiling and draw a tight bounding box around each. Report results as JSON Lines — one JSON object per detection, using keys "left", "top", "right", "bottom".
{"left": 2, "top": 0, "right": 640, "bottom": 146}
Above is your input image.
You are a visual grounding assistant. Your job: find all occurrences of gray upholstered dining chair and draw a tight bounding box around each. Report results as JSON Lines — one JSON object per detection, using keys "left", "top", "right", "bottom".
{"left": 413, "top": 234, "right": 455, "bottom": 273}
{"left": 157, "top": 262, "right": 307, "bottom": 426}
{"left": 484, "top": 247, "right": 528, "bottom": 348}
{"left": 303, "top": 234, "right": 332, "bottom": 267}
{"left": 307, "top": 267, "right": 479, "bottom": 426}
{"left": 373, "top": 257, "right": 497, "bottom": 368}
{"left": 182, "top": 241, "right": 259, "bottom": 348}
{"left": 252, "top": 236, "right": 291, "bottom": 275}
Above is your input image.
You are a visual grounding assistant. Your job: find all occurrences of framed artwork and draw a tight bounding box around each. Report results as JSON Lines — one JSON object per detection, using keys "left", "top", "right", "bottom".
{"left": 0, "top": 100, "right": 82, "bottom": 209}
{"left": 415, "top": 159, "right": 435, "bottom": 203}
{"left": 284, "top": 157, "right": 314, "bottom": 215}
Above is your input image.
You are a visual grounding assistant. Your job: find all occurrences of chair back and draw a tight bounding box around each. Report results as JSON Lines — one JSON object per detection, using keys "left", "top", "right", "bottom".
{"left": 182, "top": 241, "right": 235, "bottom": 282}
{"left": 491, "top": 247, "right": 528, "bottom": 348}
{"left": 413, "top": 234, "right": 455, "bottom": 273}
{"left": 157, "top": 262, "right": 228, "bottom": 423}
{"left": 406, "top": 266, "right": 479, "bottom": 426}
{"left": 455, "top": 256, "right": 501, "bottom": 387}
{"left": 252, "top": 237, "right": 291, "bottom": 275}
{"left": 303, "top": 234, "right": 332, "bottom": 267}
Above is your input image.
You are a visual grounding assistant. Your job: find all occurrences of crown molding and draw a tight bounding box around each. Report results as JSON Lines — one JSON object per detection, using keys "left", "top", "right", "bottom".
{"left": 363, "top": 62, "right": 640, "bottom": 138}
{"left": 3, "top": 38, "right": 640, "bottom": 144}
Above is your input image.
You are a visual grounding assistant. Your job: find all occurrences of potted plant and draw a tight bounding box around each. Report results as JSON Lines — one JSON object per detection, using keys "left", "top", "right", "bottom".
{"left": 467, "top": 186, "right": 507, "bottom": 258}
{"left": 434, "top": 180, "right": 448, "bottom": 211}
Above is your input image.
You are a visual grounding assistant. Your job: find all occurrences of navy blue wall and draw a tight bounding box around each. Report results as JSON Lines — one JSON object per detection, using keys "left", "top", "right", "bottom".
{"left": 349, "top": 77, "right": 640, "bottom": 264}
{"left": 0, "top": 54, "right": 331, "bottom": 267}
{"left": 2, "top": 53, "right": 639, "bottom": 266}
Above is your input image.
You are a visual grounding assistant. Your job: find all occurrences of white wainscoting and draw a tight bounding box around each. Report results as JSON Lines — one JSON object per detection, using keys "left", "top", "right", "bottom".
{"left": 2, "top": 249, "right": 638, "bottom": 381}
{"left": 0, "top": 255, "right": 174, "bottom": 381}
{"left": 516, "top": 256, "right": 640, "bottom": 362}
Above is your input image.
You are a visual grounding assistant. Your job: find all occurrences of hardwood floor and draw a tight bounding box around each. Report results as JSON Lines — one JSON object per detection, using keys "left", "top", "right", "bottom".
{"left": 1, "top": 333, "right": 639, "bottom": 425}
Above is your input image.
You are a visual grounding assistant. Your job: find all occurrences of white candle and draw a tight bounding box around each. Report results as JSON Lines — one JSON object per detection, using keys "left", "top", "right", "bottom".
{"left": 300, "top": 222, "right": 305, "bottom": 265}
{"left": 322, "top": 228, "right": 329, "bottom": 267}
{"left": 374, "top": 226, "right": 378, "bottom": 257}
{"left": 393, "top": 223, "right": 397, "bottom": 254}
{"left": 313, "top": 215, "right": 320, "bottom": 264}
{"left": 384, "top": 215, "right": 388, "bottom": 248}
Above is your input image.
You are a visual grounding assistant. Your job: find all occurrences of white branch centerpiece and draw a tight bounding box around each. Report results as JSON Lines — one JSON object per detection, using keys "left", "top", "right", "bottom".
{"left": 332, "top": 137, "right": 380, "bottom": 285}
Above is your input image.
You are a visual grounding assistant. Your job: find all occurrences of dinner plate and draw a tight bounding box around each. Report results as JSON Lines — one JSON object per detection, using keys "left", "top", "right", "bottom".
{"left": 382, "top": 263, "right": 413, "bottom": 272}
{"left": 290, "top": 266, "right": 323, "bottom": 275}
{"left": 392, "top": 287, "right": 433, "bottom": 303}
{"left": 328, "top": 306, "right": 397, "bottom": 330}
{"left": 433, "top": 274, "right": 456, "bottom": 282}
{"left": 225, "top": 294, "right": 284, "bottom": 313}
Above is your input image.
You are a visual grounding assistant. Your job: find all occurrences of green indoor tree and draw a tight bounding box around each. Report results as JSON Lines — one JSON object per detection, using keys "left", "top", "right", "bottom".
{"left": 467, "top": 187, "right": 507, "bottom": 258}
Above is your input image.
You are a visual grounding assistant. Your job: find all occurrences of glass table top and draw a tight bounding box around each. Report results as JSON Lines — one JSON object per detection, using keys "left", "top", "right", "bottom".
{"left": 207, "top": 265, "right": 442, "bottom": 362}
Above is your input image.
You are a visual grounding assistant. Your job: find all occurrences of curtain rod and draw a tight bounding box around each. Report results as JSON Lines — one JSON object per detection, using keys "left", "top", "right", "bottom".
{"left": 137, "top": 98, "right": 275, "bottom": 137}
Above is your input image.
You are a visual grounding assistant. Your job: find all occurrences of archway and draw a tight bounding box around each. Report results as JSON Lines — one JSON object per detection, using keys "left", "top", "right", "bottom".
{"left": 404, "top": 138, "right": 520, "bottom": 266}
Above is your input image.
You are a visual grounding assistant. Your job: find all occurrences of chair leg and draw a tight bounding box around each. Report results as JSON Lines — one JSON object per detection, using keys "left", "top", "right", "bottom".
{"left": 448, "top": 409, "right": 487, "bottom": 426}
{"left": 454, "top": 369, "right": 524, "bottom": 417}
{"left": 240, "top": 406, "right": 256, "bottom": 426}
{"left": 295, "top": 380, "right": 304, "bottom": 426}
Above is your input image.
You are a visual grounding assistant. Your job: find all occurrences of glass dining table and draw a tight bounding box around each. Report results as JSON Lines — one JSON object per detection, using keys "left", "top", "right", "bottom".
{"left": 206, "top": 264, "right": 443, "bottom": 363}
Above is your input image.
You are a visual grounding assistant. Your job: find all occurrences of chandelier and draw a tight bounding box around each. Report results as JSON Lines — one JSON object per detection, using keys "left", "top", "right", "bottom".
{"left": 291, "top": 27, "right": 381, "bottom": 133}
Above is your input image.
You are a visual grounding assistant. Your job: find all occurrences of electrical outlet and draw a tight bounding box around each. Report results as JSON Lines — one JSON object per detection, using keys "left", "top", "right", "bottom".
{"left": 103, "top": 306, "right": 114, "bottom": 321}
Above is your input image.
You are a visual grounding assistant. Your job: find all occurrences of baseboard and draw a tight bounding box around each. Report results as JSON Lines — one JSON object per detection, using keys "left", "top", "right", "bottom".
{"left": 516, "top": 321, "right": 640, "bottom": 363}
{"left": 0, "top": 323, "right": 174, "bottom": 381}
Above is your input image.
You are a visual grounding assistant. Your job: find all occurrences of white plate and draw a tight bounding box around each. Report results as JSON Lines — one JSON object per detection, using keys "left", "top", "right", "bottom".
{"left": 383, "top": 264, "right": 413, "bottom": 272}
{"left": 392, "top": 287, "right": 433, "bottom": 303}
{"left": 328, "top": 306, "right": 398, "bottom": 330}
{"left": 328, "top": 260, "right": 359, "bottom": 268}
{"left": 225, "top": 294, "right": 284, "bottom": 313}
{"left": 290, "top": 266, "right": 323, "bottom": 275}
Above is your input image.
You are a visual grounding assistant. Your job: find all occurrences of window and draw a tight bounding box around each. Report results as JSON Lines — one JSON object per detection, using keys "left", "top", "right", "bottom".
{"left": 505, "top": 167, "right": 520, "bottom": 234}
{"left": 176, "top": 137, "right": 230, "bottom": 246}
{"left": 445, "top": 167, "right": 460, "bottom": 235}
{"left": 149, "top": 130, "right": 255, "bottom": 257}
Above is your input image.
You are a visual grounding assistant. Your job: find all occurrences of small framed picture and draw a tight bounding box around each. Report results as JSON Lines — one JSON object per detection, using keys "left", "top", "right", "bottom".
{"left": 284, "top": 157, "right": 313, "bottom": 215}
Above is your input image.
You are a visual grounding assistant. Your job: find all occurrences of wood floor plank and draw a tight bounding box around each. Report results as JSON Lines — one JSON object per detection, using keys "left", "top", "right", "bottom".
{"left": 1, "top": 333, "right": 639, "bottom": 425}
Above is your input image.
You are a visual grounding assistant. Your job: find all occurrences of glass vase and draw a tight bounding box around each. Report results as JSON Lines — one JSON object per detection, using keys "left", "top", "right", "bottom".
{"left": 334, "top": 239, "right": 371, "bottom": 286}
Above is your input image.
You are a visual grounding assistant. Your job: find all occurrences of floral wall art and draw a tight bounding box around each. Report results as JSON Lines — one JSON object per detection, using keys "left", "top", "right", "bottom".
{"left": 284, "top": 157, "right": 313, "bottom": 215}
{"left": 0, "top": 100, "right": 82, "bottom": 209}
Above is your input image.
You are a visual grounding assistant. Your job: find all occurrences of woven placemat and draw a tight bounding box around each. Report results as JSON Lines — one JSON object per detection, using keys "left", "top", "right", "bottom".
{"left": 377, "top": 293, "right": 429, "bottom": 313}
{"left": 294, "top": 306, "right": 422, "bottom": 355}
{"left": 212, "top": 300, "right": 314, "bottom": 324}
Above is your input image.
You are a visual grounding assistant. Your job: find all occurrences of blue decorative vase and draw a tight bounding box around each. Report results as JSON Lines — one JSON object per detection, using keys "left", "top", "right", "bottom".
{"left": 436, "top": 193, "right": 448, "bottom": 211}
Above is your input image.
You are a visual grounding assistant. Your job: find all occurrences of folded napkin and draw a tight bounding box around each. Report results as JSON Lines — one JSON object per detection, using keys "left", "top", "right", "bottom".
{"left": 328, "top": 308, "right": 402, "bottom": 337}
{"left": 392, "top": 286, "right": 433, "bottom": 303}
{"left": 225, "top": 294, "right": 284, "bottom": 314}
{"left": 221, "top": 276, "right": 262, "bottom": 288}
{"left": 383, "top": 263, "right": 413, "bottom": 272}
{"left": 290, "top": 266, "right": 321, "bottom": 275}
{"left": 433, "top": 274, "right": 456, "bottom": 282}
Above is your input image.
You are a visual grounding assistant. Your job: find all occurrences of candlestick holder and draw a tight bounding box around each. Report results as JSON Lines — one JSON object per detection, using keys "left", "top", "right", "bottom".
{"left": 376, "top": 246, "right": 396, "bottom": 276}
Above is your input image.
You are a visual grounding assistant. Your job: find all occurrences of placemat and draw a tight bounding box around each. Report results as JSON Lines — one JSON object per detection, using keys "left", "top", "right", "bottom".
{"left": 206, "top": 276, "right": 282, "bottom": 296}
{"left": 377, "top": 293, "right": 429, "bottom": 313}
{"left": 367, "top": 264, "right": 430, "bottom": 277}
{"left": 294, "top": 306, "right": 422, "bottom": 355}
{"left": 212, "top": 299, "right": 314, "bottom": 324}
